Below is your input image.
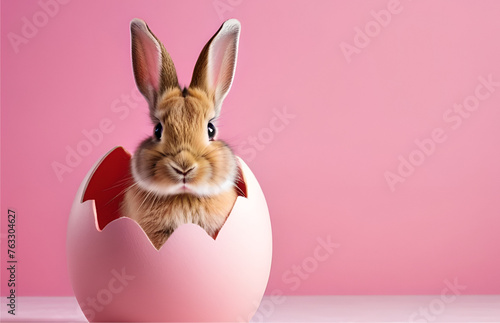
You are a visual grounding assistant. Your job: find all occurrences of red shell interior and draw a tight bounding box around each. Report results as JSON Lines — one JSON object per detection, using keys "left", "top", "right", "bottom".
{"left": 82, "top": 147, "right": 247, "bottom": 232}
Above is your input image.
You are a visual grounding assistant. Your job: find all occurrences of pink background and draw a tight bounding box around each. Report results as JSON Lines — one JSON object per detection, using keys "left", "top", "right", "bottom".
{"left": 2, "top": 0, "right": 500, "bottom": 296}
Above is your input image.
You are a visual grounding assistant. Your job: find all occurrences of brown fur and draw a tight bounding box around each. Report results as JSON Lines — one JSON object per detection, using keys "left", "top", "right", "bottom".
{"left": 122, "top": 19, "right": 241, "bottom": 250}
{"left": 121, "top": 88, "right": 238, "bottom": 249}
{"left": 123, "top": 184, "right": 237, "bottom": 249}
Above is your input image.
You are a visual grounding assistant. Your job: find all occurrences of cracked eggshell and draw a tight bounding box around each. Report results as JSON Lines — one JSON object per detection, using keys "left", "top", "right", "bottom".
{"left": 66, "top": 147, "right": 272, "bottom": 322}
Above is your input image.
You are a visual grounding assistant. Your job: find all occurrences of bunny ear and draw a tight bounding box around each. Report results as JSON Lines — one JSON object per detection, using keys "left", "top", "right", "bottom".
{"left": 130, "top": 19, "right": 179, "bottom": 109}
{"left": 190, "top": 19, "right": 241, "bottom": 114}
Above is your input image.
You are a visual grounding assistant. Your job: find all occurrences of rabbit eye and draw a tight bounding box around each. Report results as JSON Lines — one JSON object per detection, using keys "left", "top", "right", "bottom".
{"left": 207, "top": 122, "right": 216, "bottom": 140}
{"left": 154, "top": 123, "right": 162, "bottom": 140}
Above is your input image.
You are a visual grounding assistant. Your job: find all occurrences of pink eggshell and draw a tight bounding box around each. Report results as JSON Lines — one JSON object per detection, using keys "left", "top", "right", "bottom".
{"left": 66, "top": 147, "right": 272, "bottom": 322}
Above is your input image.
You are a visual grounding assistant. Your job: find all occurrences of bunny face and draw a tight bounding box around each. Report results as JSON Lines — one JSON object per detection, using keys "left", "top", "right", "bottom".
{"left": 131, "top": 87, "right": 238, "bottom": 198}
{"left": 129, "top": 19, "right": 241, "bottom": 199}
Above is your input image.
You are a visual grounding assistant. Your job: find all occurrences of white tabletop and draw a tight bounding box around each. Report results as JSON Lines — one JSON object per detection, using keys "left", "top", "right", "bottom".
{"left": 1, "top": 295, "right": 500, "bottom": 322}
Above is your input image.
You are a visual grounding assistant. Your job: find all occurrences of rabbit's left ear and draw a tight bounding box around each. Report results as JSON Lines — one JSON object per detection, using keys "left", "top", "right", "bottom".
{"left": 190, "top": 19, "right": 241, "bottom": 114}
{"left": 130, "top": 19, "right": 179, "bottom": 111}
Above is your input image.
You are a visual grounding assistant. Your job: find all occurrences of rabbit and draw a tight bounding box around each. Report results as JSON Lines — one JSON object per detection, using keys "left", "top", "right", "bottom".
{"left": 121, "top": 18, "right": 241, "bottom": 250}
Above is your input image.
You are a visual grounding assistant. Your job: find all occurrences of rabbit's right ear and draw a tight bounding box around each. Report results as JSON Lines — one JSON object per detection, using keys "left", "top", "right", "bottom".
{"left": 190, "top": 19, "right": 241, "bottom": 115}
{"left": 130, "top": 19, "right": 179, "bottom": 110}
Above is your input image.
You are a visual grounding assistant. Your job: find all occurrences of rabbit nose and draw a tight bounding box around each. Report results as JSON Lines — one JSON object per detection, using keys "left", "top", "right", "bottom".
{"left": 171, "top": 164, "right": 195, "bottom": 176}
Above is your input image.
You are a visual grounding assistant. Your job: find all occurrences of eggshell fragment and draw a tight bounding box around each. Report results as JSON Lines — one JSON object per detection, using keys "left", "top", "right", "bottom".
{"left": 67, "top": 147, "right": 272, "bottom": 322}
